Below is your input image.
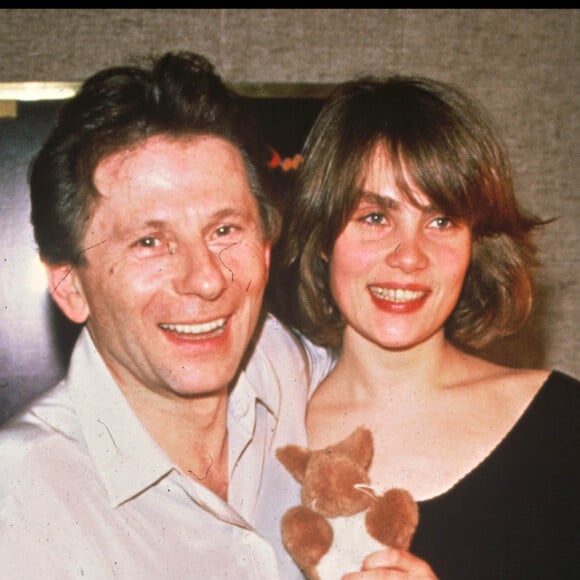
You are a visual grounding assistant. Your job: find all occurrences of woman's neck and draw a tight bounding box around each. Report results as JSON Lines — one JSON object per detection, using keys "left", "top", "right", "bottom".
{"left": 331, "top": 327, "right": 464, "bottom": 403}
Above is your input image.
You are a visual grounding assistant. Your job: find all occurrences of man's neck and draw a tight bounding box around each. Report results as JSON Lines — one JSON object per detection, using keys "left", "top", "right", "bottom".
{"left": 125, "top": 387, "right": 231, "bottom": 500}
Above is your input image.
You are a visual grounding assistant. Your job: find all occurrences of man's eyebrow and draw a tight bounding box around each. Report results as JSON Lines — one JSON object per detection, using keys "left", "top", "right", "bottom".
{"left": 142, "top": 219, "right": 167, "bottom": 229}
{"left": 140, "top": 207, "right": 249, "bottom": 230}
{"left": 210, "top": 207, "right": 250, "bottom": 221}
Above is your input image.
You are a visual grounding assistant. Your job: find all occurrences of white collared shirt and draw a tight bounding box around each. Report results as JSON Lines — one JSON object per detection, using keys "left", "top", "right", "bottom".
{"left": 0, "top": 314, "right": 333, "bottom": 580}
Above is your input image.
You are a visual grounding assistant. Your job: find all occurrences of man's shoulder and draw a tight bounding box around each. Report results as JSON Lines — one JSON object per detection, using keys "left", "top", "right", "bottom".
{"left": 249, "top": 314, "right": 335, "bottom": 391}
{"left": 254, "top": 314, "right": 303, "bottom": 355}
{"left": 0, "top": 383, "right": 80, "bottom": 484}
{"left": 254, "top": 314, "right": 328, "bottom": 363}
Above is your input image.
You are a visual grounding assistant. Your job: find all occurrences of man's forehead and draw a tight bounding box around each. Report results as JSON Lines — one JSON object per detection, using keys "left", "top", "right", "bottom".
{"left": 86, "top": 134, "right": 261, "bottom": 236}
{"left": 93, "top": 134, "right": 249, "bottom": 191}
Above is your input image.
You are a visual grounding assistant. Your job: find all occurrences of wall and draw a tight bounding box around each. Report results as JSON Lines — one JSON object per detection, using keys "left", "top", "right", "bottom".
{"left": 0, "top": 9, "right": 578, "bottom": 422}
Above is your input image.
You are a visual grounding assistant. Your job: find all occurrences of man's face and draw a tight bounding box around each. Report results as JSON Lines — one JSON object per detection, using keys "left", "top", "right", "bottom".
{"left": 53, "top": 134, "right": 270, "bottom": 401}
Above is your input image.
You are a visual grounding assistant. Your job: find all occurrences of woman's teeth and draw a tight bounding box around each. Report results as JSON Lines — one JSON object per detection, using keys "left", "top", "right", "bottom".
{"left": 370, "top": 287, "right": 426, "bottom": 302}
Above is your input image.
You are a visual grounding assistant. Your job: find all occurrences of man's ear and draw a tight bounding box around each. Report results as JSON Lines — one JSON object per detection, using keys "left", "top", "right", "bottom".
{"left": 46, "top": 263, "right": 89, "bottom": 324}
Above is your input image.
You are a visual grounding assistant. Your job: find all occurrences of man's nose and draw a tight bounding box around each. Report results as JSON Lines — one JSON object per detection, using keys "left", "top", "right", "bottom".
{"left": 172, "top": 242, "right": 228, "bottom": 300}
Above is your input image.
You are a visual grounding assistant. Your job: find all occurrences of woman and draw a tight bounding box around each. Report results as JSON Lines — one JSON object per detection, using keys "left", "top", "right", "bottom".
{"left": 283, "top": 76, "right": 580, "bottom": 579}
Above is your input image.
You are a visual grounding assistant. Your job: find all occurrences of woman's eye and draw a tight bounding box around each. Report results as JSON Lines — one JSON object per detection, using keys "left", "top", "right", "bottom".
{"left": 430, "top": 216, "right": 454, "bottom": 230}
{"left": 361, "top": 212, "right": 386, "bottom": 226}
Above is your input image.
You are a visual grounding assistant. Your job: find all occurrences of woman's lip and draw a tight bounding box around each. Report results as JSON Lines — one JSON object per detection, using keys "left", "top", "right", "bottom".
{"left": 368, "top": 285, "right": 430, "bottom": 314}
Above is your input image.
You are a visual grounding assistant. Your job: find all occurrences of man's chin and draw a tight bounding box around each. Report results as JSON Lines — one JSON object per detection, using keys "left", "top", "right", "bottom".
{"left": 168, "top": 362, "right": 240, "bottom": 399}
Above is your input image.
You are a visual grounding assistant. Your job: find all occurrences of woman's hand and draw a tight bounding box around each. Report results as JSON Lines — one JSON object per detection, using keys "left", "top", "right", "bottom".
{"left": 341, "top": 547, "right": 438, "bottom": 579}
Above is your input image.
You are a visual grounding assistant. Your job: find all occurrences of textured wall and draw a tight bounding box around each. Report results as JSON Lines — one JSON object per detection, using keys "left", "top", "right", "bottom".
{"left": 0, "top": 9, "right": 578, "bottom": 385}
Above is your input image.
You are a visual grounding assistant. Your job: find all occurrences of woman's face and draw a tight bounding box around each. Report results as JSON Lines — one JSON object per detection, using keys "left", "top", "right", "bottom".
{"left": 328, "top": 145, "right": 472, "bottom": 351}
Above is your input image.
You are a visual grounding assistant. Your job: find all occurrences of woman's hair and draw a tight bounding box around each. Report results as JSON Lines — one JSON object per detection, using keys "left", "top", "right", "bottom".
{"left": 30, "top": 51, "right": 280, "bottom": 267}
{"left": 284, "top": 75, "right": 548, "bottom": 351}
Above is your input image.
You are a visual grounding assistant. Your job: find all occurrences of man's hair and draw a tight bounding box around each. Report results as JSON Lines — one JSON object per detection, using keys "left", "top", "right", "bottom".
{"left": 30, "top": 51, "right": 280, "bottom": 266}
{"left": 284, "top": 75, "right": 549, "bottom": 350}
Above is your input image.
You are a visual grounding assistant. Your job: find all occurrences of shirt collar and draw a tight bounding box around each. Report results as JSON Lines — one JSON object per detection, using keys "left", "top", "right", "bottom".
{"left": 66, "top": 324, "right": 279, "bottom": 508}
{"left": 233, "top": 314, "right": 281, "bottom": 418}
{"left": 67, "top": 329, "right": 173, "bottom": 507}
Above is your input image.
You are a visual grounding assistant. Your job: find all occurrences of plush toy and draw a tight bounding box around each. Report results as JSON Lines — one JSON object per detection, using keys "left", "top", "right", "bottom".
{"left": 276, "top": 427, "right": 419, "bottom": 580}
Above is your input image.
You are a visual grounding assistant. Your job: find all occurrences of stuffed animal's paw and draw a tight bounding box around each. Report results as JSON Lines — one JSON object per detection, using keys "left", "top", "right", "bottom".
{"left": 365, "top": 488, "right": 419, "bottom": 550}
{"left": 281, "top": 505, "right": 333, "bottom": 578}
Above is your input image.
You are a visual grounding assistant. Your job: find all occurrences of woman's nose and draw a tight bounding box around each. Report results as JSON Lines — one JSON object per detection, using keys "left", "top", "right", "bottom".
{"left": 385, "top": 233, "right": 429, "bottom": 272}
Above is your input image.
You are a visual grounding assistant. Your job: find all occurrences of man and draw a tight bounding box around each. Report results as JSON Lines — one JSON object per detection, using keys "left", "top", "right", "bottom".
{"left": 0, "top": 51, "right": 332, "bottom": 579}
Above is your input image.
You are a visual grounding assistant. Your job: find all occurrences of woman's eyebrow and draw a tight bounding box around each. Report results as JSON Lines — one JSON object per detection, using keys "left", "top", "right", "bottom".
{"left": 360, "top": 191, "right": 438, "bottom": 214}
{"left": 360, "top": 191, "right": 399, "bottom": 210}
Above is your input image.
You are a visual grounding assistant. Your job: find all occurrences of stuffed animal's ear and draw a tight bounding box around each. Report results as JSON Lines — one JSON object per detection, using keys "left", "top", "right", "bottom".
{"left": 332, "top": 427, "right": 374, "bottom": 470}
{"left": 276, "top": 445, "right": 311, "bottom": 484}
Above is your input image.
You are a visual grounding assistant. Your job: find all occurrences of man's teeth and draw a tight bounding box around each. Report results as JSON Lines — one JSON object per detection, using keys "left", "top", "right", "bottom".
{"left": 160, "top": 318, "right": 226, "bottom": 335}
{"left": 370, "top": 287, "right": 426, "bottom": 302}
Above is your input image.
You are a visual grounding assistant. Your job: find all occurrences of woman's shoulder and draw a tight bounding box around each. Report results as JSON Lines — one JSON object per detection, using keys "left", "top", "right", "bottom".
{"left": 544, "top": 369, "right": 580, "bottom": 389}
{"left": 478, "top": 363, "right": 580, "bottom": 400}
{"left": 530, "top": 369, "right": 580, "bottom": 411}
{"left": 440, "top": 355, "right": 548, "bottom": 428}
{"left": 502, "top": 369, "right": 580, "bottom": 446}
{"left": 457, "top": 352, "right": 547, "bottom": 392}
{"left": 489, "top": 366, "right": 550, "bottom": 392}
{"left": 472, "top": 362, "right": 580, "bottom": 426}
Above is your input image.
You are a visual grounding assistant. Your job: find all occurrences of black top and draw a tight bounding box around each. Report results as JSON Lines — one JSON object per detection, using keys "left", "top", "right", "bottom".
{"left": 410, "top": 371, "right": 580, "bottom": 580}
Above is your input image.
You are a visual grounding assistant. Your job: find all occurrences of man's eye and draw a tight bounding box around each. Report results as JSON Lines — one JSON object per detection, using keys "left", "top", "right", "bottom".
{"left": 136, "top": 237, "right": 160, "bottom": 248}
{"left": 216, "top": 225, "right": 235, "bottom": 236}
